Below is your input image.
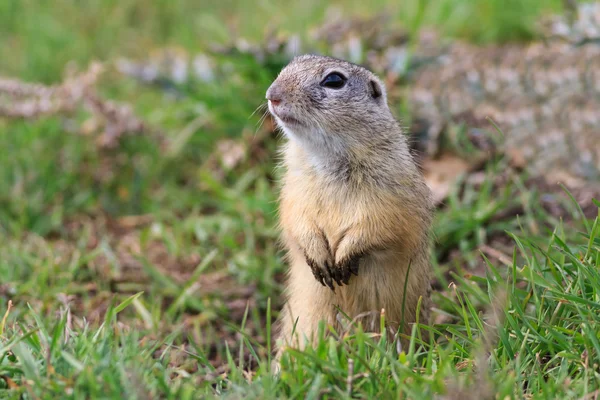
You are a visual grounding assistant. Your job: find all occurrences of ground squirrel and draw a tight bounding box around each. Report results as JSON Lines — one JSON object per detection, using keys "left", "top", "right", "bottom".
{"left": 267, "top": 55, "right": 434, "bottom": 356}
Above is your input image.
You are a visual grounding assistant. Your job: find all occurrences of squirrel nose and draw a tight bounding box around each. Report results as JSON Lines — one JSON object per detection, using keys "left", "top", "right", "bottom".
{"left": 266, "top": 84, "right": 283, "bottom": 106}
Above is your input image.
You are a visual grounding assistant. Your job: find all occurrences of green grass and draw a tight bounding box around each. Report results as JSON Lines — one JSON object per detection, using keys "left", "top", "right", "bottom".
{"left": 2, "top": 203, "right": 599, "bottom": 398}
{"left": 1, "top": 0, "right": 598, "bottom": 398}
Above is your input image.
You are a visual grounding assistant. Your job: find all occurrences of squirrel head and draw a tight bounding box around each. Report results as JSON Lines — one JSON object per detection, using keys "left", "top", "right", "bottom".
{"left": 266, "top": 55, "right": 396, "bottom": 155}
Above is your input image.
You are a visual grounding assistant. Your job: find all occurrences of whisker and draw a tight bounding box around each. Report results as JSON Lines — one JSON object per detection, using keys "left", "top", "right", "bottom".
{"left": 249, "top": 102, "right": 268, "bottom": 119}
{"left": 252, "top": 108, "right": 272, "bottom": 143}
{"left": 257, "top": 108, "right": 269, "bottom": 127}
{"left": 257, "top": 108, "right": 271, "bottom": 130}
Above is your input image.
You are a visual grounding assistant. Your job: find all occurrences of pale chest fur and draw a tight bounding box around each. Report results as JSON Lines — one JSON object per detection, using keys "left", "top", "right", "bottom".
{"left": 279, "top": 142, "right": 413, "bottom": 252}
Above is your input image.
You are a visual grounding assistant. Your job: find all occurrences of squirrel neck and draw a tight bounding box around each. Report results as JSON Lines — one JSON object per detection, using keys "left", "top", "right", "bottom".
{"left": 284, "top": 123, "right": 415, "bottom": 188}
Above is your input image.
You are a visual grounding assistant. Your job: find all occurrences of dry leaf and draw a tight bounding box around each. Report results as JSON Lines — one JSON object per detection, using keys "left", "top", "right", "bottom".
{"left": 423, "top": 154, "right": 471, "bottom": 204}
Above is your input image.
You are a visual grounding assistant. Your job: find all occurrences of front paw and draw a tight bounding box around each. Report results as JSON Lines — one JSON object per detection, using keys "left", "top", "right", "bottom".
{"left": 300, "top": 230, "right": 337, "bottom": 290}
{"left": 335, "top": 253, "right": 361, "bottom": 283}
{"left": 305, "top": 253, "right": 337, "bottom": 290}
{"left": 305, "top": 251, "right": 361, "bottom": 290}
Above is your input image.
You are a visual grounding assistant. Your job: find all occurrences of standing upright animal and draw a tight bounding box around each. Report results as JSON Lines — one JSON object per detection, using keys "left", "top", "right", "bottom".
{"left": 266, "top": 54, "right": 434, "bottom": 355}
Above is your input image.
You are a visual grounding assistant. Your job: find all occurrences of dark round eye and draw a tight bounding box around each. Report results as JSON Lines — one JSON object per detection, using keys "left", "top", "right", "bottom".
{"left": 320, "top": 72, "right": 347, "bottom": 89}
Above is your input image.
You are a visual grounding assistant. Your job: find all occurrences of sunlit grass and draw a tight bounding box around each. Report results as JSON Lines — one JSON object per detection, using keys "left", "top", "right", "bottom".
{"left": 0, "top": 0, "right": 595, "bottom": 398}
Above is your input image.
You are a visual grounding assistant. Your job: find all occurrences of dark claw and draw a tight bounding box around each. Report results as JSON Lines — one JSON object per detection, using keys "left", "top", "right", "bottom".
{"left": 336, "top": 253, "right": 362, "bottom": 283}
{"left": 349, "top": 257, "right": 360, "bottom": 276}
{"left": 306, "top": 256, "right": 326, "bottom": 287}
{"left": 322, "top": 267, "right": 335, "bottom": 291}
{"left": 305, "top": 256, "right": 336, "bottom": 291}
{"left": 330, "top": 261, "right": 344, "bottom": 286}
{"left": 338, "top": 261, "right": 351, "bottom": 284}
{"left": 315, "top": 270, "right": 326, "bottom": 287}
{"left": 305, "top": 251, "right": 363, "bottom": 291}
{"left": 341, "top": 268, "right": 351, "bottom": 285}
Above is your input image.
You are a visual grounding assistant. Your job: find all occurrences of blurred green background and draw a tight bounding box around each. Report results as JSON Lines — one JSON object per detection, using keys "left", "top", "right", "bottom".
{"left": 1, "top": 1, "right": 599, "bottom": 399}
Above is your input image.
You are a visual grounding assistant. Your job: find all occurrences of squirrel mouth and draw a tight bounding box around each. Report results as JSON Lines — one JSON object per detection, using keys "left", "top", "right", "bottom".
{"left": 276, "top": 114, "right": 302, "bottom": 126}
{"left": 268, "top": 104, "right": 302, "bottom": 126}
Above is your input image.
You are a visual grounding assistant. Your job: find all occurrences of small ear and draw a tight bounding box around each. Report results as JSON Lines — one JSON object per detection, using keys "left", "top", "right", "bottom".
{"left": 369, "top": 80, "right": 382, "bottom": 99}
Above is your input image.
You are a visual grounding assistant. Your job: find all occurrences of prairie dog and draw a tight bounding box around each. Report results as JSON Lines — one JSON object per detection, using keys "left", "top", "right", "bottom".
{"left": 267, "top": 55, "right": 434, "bottom": 355}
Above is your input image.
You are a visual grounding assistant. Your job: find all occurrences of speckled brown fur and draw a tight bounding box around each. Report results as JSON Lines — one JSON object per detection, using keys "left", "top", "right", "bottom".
{"left": 266, "top": 55, "right": 434, "bottom": 357}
